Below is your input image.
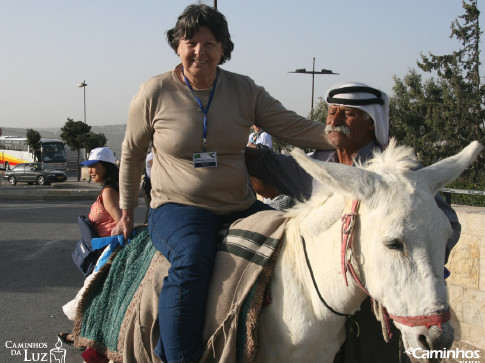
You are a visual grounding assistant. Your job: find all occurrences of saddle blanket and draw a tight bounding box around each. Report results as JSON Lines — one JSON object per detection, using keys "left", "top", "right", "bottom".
{"left": 73, "top": 210, "right": 287, "bottom": 363}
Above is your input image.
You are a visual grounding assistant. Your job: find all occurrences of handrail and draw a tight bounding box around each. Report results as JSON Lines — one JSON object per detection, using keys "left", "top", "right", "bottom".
{"left": 440, "top": 188, "right": 485, "bottom": 205}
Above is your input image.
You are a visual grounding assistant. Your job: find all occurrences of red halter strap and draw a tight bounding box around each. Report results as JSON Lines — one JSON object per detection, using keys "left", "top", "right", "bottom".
{"left": 340, "top": 200, "right": 451, "bottom": 333}
{"left": 388, "top": 309, "right": 451, "bottom": 330}
{"left": 341, "top": 200, "right": 368, "bottom": 293}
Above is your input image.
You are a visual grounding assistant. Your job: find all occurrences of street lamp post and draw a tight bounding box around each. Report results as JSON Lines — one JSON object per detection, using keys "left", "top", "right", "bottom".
{"left": 289, "top": 57, "right": 339, "bottom": 119}
{"left": 78, "top": 80, "right": 87, "bottom": 123}
{"left": 214, "top": 0, "right": 217, "bottom": 9}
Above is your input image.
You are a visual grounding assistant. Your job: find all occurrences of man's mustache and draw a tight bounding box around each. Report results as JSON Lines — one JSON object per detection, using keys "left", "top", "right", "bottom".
{"left": 325, "top": 124, "right": 351, "bottom": 135}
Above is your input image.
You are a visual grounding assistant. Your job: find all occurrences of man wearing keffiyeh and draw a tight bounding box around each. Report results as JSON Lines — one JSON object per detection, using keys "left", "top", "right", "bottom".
{"left": 246, "top": 81, "right": 396, "bottom": 200}
{"left": 245, "top": 81, "right": 461, "bottom": 363}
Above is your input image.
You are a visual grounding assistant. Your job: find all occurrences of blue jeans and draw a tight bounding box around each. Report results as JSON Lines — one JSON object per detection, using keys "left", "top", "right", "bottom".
{"left": 148, "top": 201, "right": 273, "bottom": 363}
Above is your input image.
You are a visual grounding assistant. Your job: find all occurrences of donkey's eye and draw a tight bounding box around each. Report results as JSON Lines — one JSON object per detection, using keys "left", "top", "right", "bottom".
{"left": 386, "top": 239, "right": 404, "bottom": 251}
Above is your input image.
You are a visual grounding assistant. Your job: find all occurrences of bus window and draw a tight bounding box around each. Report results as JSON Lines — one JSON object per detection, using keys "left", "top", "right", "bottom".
{"left": 41, "top": 142, "right": 67, "bottom": 163}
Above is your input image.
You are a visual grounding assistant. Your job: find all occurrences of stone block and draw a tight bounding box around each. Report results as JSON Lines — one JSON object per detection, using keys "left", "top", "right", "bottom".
{"left": 462, "top": 289, "right": 485, "bottom": 327}
{"left": 448, "top": 284, "right": 464, "bottom": 322}
{"left": 447, "top": 234, "right": 480, "bottom": 289}
{"left": 81, "top": 167, "right": 90, "bottom": 181}
{"left": 481, "top": 237, "right": 485, "bottom": 291}
{"left": 455, "top": 206, "right": 485, "bottom": 237}
{"left": 458, "top": 321, "right": 485, "bottom": 351}
{"left": 465, "top": 212, "right": 485, "bottom": 238}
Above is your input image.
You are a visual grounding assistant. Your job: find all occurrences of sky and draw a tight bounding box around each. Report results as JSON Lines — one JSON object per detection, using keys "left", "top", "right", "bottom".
{"left": 0, "top": 0, "right": 483, "bottom": 129}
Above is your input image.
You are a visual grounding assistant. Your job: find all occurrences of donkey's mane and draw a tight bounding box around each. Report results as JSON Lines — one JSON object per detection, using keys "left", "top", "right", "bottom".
{"left": 357, "top": 138, "right": 419, "bottom": 174}
{"left": 286, "top": 139, "right": 420, "bottom": 223}
{"left": 284, "top": 139, "right": 421, "bottom": 260}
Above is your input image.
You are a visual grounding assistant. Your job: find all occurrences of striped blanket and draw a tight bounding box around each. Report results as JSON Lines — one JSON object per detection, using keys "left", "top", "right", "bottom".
{"left": 73, "top": 210, "right": 287, "bottom": 363}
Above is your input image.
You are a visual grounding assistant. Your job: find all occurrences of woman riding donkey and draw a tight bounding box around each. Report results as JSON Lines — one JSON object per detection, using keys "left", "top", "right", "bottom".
{"left": 112, "top": 4, "right": 334, "bottom": 363}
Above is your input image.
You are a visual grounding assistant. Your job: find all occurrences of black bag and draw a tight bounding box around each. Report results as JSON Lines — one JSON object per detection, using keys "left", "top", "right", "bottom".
{"left": 72, "top": 215, "right": 104, "bottom": 277}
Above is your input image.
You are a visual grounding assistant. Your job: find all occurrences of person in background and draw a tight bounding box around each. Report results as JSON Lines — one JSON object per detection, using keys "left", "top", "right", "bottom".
{"left": 142, "top": 151, "right": 154, "bottom": 224}
{"left": 111, "top": 4, "right": 333, "bottom": 363}
{"left": 246, "top": 81, "right": 461, "bottom": 363}
{"left": 58, "top": 147, "right": 121, "bottom": 346}
{"left": 247, "top": 124, "right": 272, "bottom": 148}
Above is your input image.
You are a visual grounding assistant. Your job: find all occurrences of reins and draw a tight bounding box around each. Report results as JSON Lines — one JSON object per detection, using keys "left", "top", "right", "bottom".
{"left": 302, "top": 235, "right": 349, "bottom": 318}
{"left": 302, "top": 199, "right": 451, "bottom": 337}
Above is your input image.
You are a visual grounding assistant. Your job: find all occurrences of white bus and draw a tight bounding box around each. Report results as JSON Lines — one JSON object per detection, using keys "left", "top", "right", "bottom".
{"left": 0, "top": 136, "right": 67, "bottom": 170}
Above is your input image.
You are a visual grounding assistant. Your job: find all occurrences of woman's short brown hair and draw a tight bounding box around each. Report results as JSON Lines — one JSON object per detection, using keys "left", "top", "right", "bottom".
{"left": 167, "top": 4, "right": 234, "bottom": 65}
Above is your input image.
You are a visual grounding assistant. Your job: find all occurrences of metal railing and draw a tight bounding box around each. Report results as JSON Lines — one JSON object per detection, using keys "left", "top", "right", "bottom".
{"left": 440, "top": 188, "right": 485, "bottom": 205}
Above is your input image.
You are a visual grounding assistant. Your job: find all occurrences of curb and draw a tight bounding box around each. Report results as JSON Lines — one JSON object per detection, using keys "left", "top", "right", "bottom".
{"left": 0, "top": 188, "right": 100, "bottom": 201}
{"left": 0, "top": 181, "right": 101, "bottom": 201}
{"left": 0, "top": 183, "right": 145, "bottom": 201}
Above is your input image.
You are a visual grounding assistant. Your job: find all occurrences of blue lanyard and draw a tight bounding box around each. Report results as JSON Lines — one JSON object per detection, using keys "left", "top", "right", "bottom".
{"left": 182, "top": 67, "right": 219, "bottom": 152}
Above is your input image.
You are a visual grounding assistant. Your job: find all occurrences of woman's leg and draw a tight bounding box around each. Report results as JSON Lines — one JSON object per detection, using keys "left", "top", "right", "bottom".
{"left": 148, "top": 204, "right": 221, "bottom": 363}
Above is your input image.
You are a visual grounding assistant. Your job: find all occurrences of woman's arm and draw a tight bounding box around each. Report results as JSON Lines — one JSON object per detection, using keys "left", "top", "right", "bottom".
{"left": 252, "top": 85, "right": 333, "bottom": 151}
{"left": 102, "top": 187, "right": 122, "bottom": 223}
{"left": 103, "top": 187, "right": 136, "bottom": 240}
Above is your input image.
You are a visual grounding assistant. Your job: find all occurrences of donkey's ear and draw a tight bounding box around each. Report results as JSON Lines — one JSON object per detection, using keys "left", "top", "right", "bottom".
{"left": 415, "top": 141, "right": 484, "bottom": 194}
{"left": 290, "top": 148, "right": 381, "bottom": 200}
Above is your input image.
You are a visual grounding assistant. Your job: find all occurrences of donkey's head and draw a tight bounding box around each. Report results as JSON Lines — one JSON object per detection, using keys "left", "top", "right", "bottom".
{"left": 291, "top": 139, "right": 483, "bottom": 357}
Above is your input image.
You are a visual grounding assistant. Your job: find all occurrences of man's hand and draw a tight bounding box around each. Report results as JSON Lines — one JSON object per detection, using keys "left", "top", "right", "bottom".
{"left": 111, "top": 209, "right": 135, "bottom": 240}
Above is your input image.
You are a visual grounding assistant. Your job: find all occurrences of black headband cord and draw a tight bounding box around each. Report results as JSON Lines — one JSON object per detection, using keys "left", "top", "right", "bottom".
{"left": 327, "top": 86, "right": 384, "bottom": 106}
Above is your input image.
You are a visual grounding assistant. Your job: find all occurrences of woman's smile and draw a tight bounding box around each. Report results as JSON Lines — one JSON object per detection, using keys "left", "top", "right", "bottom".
{"left": 177, "top": 26, "right": 223, "bottom": 88}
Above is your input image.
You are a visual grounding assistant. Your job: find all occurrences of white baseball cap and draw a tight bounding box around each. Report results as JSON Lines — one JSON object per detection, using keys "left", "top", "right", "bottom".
{"left": 80, "top": 147, "right": 116, "bottom": 166}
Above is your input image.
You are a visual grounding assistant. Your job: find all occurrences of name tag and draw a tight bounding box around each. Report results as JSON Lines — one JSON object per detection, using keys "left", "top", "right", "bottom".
{"left": 193, "top": 152, "right": 218, "bottom": 168}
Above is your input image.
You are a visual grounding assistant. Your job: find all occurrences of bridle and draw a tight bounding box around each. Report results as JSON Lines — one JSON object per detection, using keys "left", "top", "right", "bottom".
{"left": 302, "top": 199, "right": 451, "bottom": 337}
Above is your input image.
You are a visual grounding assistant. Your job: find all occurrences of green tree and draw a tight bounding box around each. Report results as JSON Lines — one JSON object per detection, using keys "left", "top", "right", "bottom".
{"left": 271, "top": 135, "right": 289, "bottom": 154}
{"left": 390, "top": 0, "right": 484, "bottom": 182}
{"left": 311, "top": 97, "right": 328, "bottom": 123}
{"left": 26, "top": 129, "right": 42, "bottom": 162}
{"left": 60, "top": 118, "right": 91, "bottom": 181}
{"left": 390, "top": 71, "right": 455, "bottom": 165}
{"left": 84, "top": 132, "right": 108, "bottom": 155}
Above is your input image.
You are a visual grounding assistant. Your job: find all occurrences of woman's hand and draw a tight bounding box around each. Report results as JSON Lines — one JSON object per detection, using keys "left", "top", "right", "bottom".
{"left": 111, "top": 209, "right": 135, "bottom": 240}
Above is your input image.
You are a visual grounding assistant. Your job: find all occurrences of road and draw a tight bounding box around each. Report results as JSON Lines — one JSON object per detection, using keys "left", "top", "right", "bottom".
{"left": 0, "top": 198, "right": 147, "bottom": 363}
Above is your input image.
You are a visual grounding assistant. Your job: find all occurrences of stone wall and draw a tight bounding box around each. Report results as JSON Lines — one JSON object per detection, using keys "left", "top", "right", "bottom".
{"left": 446, "top": 205, "right": 485, "bottom": 354}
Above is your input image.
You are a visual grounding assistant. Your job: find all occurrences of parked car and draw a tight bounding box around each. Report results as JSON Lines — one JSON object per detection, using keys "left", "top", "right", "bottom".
{"left": 3, "top": 162, "right": 67, "bottom": 185}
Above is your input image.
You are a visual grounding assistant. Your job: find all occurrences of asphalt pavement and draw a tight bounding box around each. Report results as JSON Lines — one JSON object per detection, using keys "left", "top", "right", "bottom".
{"left": 0, "top": 170, "right": 102, "bottom": 201}
{"left": 0, "top": 170, "right": 147, "bottom": 363}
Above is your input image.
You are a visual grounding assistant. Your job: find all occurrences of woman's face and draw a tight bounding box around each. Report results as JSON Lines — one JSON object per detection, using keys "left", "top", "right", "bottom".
{"left": 177, "top": 26, "right": 223, "bottom": 85}
{"left": 88, "top": 162, "right": 106, "bottom": 184}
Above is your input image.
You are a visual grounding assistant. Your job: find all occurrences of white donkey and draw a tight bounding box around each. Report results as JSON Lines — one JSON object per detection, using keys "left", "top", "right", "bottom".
{"left": 254, "top": 140, "right": 483, "bottom": 362}
{"left": 75, "top": 140, "right": 483, "bottom": 363}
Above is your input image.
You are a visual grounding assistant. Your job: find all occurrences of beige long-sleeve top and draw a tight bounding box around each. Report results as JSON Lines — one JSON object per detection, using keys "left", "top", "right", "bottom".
{"left": 120, "top": 65, "right": 332, "bottom": 214}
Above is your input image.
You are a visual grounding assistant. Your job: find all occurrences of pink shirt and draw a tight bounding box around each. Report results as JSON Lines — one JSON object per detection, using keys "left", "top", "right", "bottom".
{"left": 88, "top": 188, "right": 117, "bottom": 237}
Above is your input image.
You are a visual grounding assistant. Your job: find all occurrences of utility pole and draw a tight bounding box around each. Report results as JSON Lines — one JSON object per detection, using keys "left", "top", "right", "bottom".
{"left": 78, "top": 80, "right": 88, "bottom": 123}
{"left": 289, "top": 58, "right": 338, "bottom": 119}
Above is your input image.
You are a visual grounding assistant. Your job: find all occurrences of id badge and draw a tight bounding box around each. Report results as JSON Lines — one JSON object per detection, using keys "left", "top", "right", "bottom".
{"left": 193, "top": 152, "right": 218, "bottom": 168}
